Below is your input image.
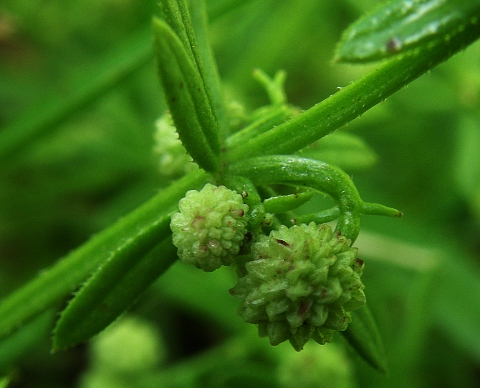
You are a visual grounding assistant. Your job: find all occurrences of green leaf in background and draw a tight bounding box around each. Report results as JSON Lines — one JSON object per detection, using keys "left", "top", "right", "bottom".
{"left": 454, "top": 114, "right": 480, "bottom": 219}
{"left": 335, "top": 0, "right": 480, "bottom": 63}
{"left": 153, "top": 18, "right": 220, "bottom": 172}
{"left": 433, "top": 258, "right": 480, "bottom": 364}
{"left": 342, "top": 304, "right": 388, "bottom": 374}
{"left": 297, "top": 131, "right": 378, "bottom": 173}
{"left": 0, "top": 27, "right": 153, "bottom": 165}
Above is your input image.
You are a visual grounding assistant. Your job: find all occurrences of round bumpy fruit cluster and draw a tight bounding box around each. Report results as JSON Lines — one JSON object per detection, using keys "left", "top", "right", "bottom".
{"left": 230, "top": 222, "right": 365, "bottom": 350}
{"left": 171, "top": 184, "right": 249, "bottom": 272}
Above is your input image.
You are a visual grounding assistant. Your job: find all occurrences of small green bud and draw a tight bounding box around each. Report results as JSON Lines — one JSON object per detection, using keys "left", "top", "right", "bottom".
{"left": 153, "top": 113, "right": 198, "bottom": 177}
{"left": 89, "top": 316, "right": 164, "bottom": 373}
{"left": 230, "top": 222, "right": 365, "bottom": 350}
{"left": 277, "top": 342, "right": 356, "bottom": 388}
{"left": 171, "top": 183, "right": 249, "bottom": 272}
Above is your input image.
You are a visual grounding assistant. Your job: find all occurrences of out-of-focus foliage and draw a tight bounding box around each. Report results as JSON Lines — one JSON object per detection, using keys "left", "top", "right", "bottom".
{"left": 0, "top": 0, "right": 479, "bottom": 386}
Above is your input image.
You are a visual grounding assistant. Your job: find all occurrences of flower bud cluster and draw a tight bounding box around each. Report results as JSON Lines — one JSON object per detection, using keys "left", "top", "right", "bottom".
{"left": 171, "top": 184, "right": 249, "bottom": 272}
{"left": 230, "top": 222, "right": 365, "bottom": 350}
{"left": 153, "top": 113, "right": 198, "bottom": 177}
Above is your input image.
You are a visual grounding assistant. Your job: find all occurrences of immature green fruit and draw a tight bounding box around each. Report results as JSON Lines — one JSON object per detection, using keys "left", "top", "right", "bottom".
{"left": 171, "top": 183, "right": 249, "bottom": 272}
{"left": 230, "top": 222, "right": 365, "bottom": 351}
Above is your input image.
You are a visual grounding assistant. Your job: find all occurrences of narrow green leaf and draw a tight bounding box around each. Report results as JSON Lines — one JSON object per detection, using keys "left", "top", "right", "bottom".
{"left": 157, "top": 0, "right": 223, "bottom": 152}
{"left": 53, "top": 234, "right": 176, "bottom": 350}
{"left": 294, "top": 207, "right": 341, "bottom": 225}
{"left": 335, "top": 0, "right": 480, "bottom": 63}
{"left": 342, "top": 304, "right": 388, "bottom": 374}
{"left": 159, "top": 0, "right": 197, "bottom": 64}
{"left": 189, "top": 0, "right": 227, "bottom": 137}
{"left": 0, "top": 310, "right": 54, "bottom": 373}
{"left": 0, "top": 169, "right": 206, "bottom": 341}
{"left": 160, "top": 0, "right": 225, "bottom": 134}
{"left": 226, "top": 17, "right": 480, "bottom": 162}
{"left": 153, "top": 17, "right": 220, "bottom": 172}
{"left": 263, "top": 191, "right": 314, "bottom": 214}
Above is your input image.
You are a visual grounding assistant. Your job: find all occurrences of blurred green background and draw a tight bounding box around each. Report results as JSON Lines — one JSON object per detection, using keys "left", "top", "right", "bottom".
{"left": 1, "top": 0, "right": 480, "bottom": 387}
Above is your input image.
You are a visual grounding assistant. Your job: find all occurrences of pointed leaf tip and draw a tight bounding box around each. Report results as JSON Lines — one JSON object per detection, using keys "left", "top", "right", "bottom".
{"left": 342, "top": 304, "right": 388, "bottom": 374}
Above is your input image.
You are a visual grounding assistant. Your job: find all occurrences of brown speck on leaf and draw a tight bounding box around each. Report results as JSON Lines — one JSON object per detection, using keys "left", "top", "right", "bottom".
{"left": 276, "top": 239, "right": 289, "bottom": 246}
{"left": 386, "top": 37, "right": 402, "bottom": 52}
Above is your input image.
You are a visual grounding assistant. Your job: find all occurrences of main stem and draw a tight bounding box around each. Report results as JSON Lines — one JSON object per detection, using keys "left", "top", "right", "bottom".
{"left": 226, "top": 21, "right": 480, "bottom": 162}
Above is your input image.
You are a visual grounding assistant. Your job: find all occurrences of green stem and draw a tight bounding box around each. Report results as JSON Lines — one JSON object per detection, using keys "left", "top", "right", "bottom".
{"left": 229, "top": 155, "right": 363, "bottom": 241}
{"left": 0, "top": 169, "right": 206, "bottom": 340}
{"left": 226, "top": 19, "right": 480, "bottom": 162}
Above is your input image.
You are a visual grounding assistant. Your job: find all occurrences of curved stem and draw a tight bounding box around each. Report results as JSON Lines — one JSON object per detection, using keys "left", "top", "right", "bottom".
{"left": 229, "top": 155, "right": 363, "bottom": 241}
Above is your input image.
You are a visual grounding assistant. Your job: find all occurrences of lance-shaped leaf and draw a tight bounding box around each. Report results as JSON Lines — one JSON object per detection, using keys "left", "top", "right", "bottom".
{"left": 53, "top": 231, "right": 176, "bottom": 350}
{"left": 263, "top": 191, "right": 314, "bottom": 214}
{"left": 0, "top": 169, "right": 206, "bottom": 342}
{"left": 335, "top": 0, "right": 480, "bottom": 63}
{"left": 342, "top": 304, "right": 388, "bottom": 374}
{"left": 160, "top": 0, "right": 226, "bottom": 135}
{"left": 189, "top": 0, "right": 227, "bottom": 134}
{"left": 153, "top": 17, "right": 220, "bottom": 172}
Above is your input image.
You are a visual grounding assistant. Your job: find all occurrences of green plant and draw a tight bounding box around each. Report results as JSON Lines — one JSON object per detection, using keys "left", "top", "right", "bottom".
{"left": 1, "top": 0, "right": 480, "bottom": 386}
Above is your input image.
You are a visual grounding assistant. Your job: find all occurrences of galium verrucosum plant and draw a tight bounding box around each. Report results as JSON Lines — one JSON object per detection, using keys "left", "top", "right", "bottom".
{"left": 0, "top": 0, "right": 478, "bottom": 377}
